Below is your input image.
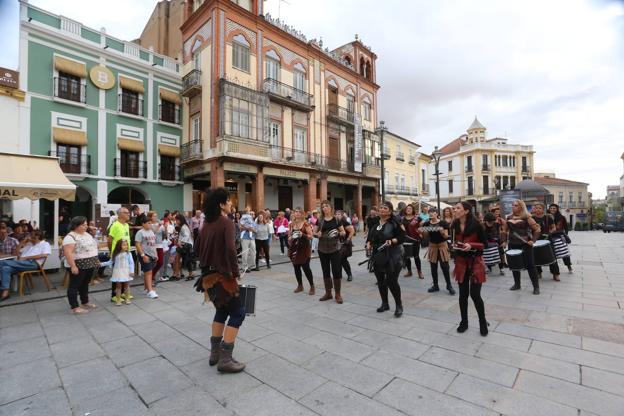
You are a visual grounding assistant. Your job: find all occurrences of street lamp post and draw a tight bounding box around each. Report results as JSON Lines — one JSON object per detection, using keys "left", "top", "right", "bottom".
{"left": 432, "top": 145, "right": 443, "bottom": 213}
{"left": 377, "top": 120, "right": 388, "bottom": 203}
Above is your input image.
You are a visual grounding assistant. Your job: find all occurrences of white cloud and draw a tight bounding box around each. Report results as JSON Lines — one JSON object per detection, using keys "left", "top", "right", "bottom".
{"left": 1, "top": 0, "right": 622, "bottom": 197}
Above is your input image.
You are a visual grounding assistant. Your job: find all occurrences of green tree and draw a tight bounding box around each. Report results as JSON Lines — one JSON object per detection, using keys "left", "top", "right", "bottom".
{"left": 593, "top": 205, "right": 606, "bottom": 223}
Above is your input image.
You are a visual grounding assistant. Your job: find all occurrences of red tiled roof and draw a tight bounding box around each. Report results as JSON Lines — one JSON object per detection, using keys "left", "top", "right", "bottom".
{"left": 534, "top": 177, "right": 588, "bottom": 186}
{"left": 439, "top": 136, "right": 465, "bottom": 154}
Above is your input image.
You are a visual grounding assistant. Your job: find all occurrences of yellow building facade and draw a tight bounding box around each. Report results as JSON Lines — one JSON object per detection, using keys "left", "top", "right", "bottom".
{"left": 534, "top": 174, "right": 590, "bottom": 227}
{"left": 381, "top": 131, "right": 431, "bottom": 208}
{"left": 433, "top": 118, "right": 535, "bottom": 209}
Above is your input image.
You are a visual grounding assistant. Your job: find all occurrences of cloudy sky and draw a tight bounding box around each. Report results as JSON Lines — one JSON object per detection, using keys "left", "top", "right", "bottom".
{"left": 1, "top": 0, "right": 623, "bottom": 198}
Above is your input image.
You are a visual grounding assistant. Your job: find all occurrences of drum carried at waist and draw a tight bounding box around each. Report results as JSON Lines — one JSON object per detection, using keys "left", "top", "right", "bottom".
{"left": 506, "top": 249, "right": 525, "bottom": 271}
{"left": 551, "top": 235, "right": 570, "bottom": 259}
{"left": 483, "top": 243, "right": 501, "bottom": 265}
{"left": 533, "top": 240, "right": 555, "bottom": 266}
{"left": 238, "top": 285, "right": 256, "bottom": 316}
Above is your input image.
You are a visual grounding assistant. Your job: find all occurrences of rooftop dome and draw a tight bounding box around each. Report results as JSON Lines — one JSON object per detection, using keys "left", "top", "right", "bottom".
{"left": 515, "top": 179, "right": 548, "bottom": 194}
{"left": 467, "top": 117, "right": 485, "bottom": 131}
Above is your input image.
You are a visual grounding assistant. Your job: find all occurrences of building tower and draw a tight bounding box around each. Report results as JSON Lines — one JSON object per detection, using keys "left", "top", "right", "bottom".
{"left": 466, "top": 116, "right": 486, "bottom": 143}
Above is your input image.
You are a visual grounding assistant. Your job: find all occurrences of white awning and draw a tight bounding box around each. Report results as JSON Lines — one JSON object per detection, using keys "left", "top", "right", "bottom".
{"left": 0, "top": 153, "right": 76, "bottom": 201}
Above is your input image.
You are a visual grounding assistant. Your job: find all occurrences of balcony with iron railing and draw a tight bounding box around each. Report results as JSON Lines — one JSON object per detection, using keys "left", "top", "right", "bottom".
{"left": 158, "top": 163, "right": 181, "bottom": 181}
{"left": 182, "top": 69, "right": 201, "bottom": 97}
{"left": 327, "top": 103, "right": 354, "bottom": 126}
{"left": 396, "top": 151, "right": 405, "bottom": 162}
{"left": 465, "top": 165, "right": 474, "bottom": 173}
{"left": 482, "top": 163, "right": 490, "bottom": 172}
{"left": 48, "top": 151, "right": 91, "bottom": 175}
{"left": 408, "top": 155, "right": 416, "bottom": 165}
{"left": 263, "top": 78, "right": 314, "bottom": 112}
{"left": 118, "top": 94, "right": 143, "bottom": 117}
{"left": 180, "top": 139, "right": 203, "bottom": 163}
{"left": 114, "top": 158, "right": 147, "bottom": 179}
{"left": 158, "top": 105, "right": 181, "bottom": 125}
{"left": 382, "top": 148, "right": 391, "bottom": 160}
{"left": 522, "top": 165, "right": 530, "bottom": 173}
{"left": 53, "top": 77, "right": 86, "bottom": 103}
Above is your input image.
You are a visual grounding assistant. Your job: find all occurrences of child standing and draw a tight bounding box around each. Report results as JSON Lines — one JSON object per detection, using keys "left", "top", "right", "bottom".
{"left": 109, "top": 240, "right": 134, "bottom": 306}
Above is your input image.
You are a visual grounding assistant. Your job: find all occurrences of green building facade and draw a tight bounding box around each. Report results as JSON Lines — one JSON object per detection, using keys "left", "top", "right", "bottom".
{"left": 20, "top": 2, "right": 184, "bottom": 232}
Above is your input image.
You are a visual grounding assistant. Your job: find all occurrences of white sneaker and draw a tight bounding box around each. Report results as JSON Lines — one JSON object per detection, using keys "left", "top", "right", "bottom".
{"left": 260, "top": 259, "right": 266, "bottom": 264}
{"left": 147, "top": 290, "right": 159, "bottom": 299}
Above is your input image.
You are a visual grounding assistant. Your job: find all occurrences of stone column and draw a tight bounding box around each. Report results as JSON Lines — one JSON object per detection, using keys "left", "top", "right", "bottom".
{"left": 210, "top": 160, "right": 224, "bottom": 188}
{"left": 255, "top": 168, "right": 265, "bottom": 212}
{"left": 371, "top": 185, "right": 380, "bottom": 208}
{"left": 306, "top": 174, "right": 318, "bottom": 212}
{"left": 320, "top": 175, "right": 328, "bottom": 202}
{"left": 355, "top": 181, "right": 363, "bottom": 218}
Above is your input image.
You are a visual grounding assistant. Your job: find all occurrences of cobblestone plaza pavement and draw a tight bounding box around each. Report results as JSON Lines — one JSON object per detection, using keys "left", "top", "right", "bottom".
{"left": 1, "top": 231, "right": 624, "bottom": 416}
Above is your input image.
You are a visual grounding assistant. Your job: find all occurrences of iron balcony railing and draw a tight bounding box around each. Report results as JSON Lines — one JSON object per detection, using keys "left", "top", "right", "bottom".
{"left": 396, "top": 151, "right": 405, "bottom": 162}
{"left": 159, "top": 162, "right": 180, "bottom": 181}
{"left": 408, "top": 155, "right": 416, "bottom": 165}
{"left": 182, "top": 69, "right": 201, "bottom": 96}
{"left": 263, "top": 78, "right": 314, "bottom": 110}
{"left": 482, "top": 163, "right": 490, "bottom": 171}
{"left": 327, "top": 103, "right": 354, "bottom": 125}
{"left": 48, "top": 151, "right": 91, "bottom": 175}
{"left": 114, "top": 158, "right": 147, "bottom": 179}
{"left": 465, "top": 165, "right": 474, "bottom": 173}
{"left": 54, "top": 77, "right": 86, "bottom": 103}
{"left": 118, "top": 94, "right": 143, "bottom": 116}
{"left": 483, "top": 188, "right": 490, "bottom": 195}
{"left": 158, "top": 104, "right": 181, "bottom": 125}
{"left": 180, "top": 139, "right": 202, "bottom": 162}
{"left": 522, "top": 165, "right": 530, "bottom": 173}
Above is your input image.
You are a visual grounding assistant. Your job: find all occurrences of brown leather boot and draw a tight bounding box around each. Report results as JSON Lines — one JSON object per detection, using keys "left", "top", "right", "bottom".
{"left": 209, "top": 336, "right": 222, "bottom": 366}
{"left": 308, "top": 286, "right": 315, "bottom": 295}
{"left": 333, "top": 279, "right": 343, "bottom": 304}
{"left": 217, "top": 342, "right": 245, "bottom": 373}
{"left": 293, "top": 284, "right": 304, "bottom": 293}
{"left": 319, "top": 278, "right": 333, "bottom": 301}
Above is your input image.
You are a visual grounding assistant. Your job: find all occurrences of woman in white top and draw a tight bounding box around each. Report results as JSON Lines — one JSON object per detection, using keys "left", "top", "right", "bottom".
{"left": 62, "top": 217, "right": 99, "bottom": 314}
{"left": 173, "top": 213, "right": 195, "bottom": 280}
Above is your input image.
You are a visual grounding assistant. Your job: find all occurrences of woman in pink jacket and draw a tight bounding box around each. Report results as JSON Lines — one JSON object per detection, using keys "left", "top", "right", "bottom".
{"left": 273, "top": 211, "right": 290, "bottom": 255}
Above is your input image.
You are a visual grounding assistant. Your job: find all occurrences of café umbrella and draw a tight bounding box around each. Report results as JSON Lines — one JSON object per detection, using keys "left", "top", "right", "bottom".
{"left": 0, "top": 152, "right": 76, "bottom": 201}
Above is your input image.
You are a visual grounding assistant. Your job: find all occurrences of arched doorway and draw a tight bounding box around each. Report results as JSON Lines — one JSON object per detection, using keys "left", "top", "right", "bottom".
{"left": 107, "top": 186, "right": 147, "bottom": 205}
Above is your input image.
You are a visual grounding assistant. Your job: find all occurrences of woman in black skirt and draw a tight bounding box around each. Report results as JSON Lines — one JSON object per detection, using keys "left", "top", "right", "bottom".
{"left": 366, "top": 201, "right": 405, "bottom": 317}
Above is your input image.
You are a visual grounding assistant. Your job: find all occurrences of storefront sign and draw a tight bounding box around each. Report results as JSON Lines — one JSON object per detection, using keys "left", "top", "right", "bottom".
{"left": 263, "top": 167, "right": 309, "bottom": 180}
{"left": 353, "top": 113, "right": 363, "bottom": 173}
{"left": 183, "top": 163, "right": 210, "bottom": 177}
{"left": 89, "top": 65, "right": 115, "bottom": 90}
{"left": 327, "top": 175, "right": 358, "bottom": 185}
{"left": 362, "top": 180, "right": 377, "bottom": 187}
{"left": 223, "top": 162, "right": 256, "bottom": 173}
{"left": 0, "top": 68, "right": 19, "bottom": 89}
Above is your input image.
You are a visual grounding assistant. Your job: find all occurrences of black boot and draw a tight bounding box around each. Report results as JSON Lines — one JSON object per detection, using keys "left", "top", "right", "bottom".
{"left": 509, "top": 274, "right": 521, "bottom": 290}
{"left": 457, "top": 321, "right": 468, "bottom": 333}
{"left": 427, "top": 285, "right": 440, "bottom": 293}
{"left": 377, "top": 304, "right": 390, "bottom": 312}
{"left": 209, "top": 336, "right": 222, "bottom": 366}
{"left": 394, "top": 303, "right": 403, "bottom": 318}
{"left": 377, "top": 279, "right": 389, "bottom": 312}
{"left": 479, "top": 319, "right": 489, "bottom": 336}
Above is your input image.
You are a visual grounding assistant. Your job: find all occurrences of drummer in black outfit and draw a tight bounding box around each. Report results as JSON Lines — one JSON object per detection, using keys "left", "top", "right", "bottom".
{"left": 422, "top": 208, "right": 455, "bottom": 295}
{"left": 532, "top": 202, "right": 560, "bottom": 281}
{"left": 366, "top": 201, "right": 405, "bottom": 317}
{"left": 401, "top": 204, "right": 425, "bottom": 279}
{"left": 502, "top": 199, "right": 541, "bottom": 295}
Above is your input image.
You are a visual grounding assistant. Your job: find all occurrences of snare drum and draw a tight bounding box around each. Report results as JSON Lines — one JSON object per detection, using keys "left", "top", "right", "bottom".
{"left": 238, "top": 285, "right": 257, "bottom": 316}
{"left": 483, "top": 243, "right": 501, "bottom": 265}
{"left": 506, "top": 249, "right": 525, "bottom": 271}
{"left": 533, "top": 240, "right": 555, "bottom": 266}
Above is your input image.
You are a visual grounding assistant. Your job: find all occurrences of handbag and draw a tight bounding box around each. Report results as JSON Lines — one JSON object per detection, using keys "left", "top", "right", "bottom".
{"left": 339, "top": 239, "right": 353, "bottom": 258}
{"left": 75, "top": 256, "right": 101, "bottom": 270}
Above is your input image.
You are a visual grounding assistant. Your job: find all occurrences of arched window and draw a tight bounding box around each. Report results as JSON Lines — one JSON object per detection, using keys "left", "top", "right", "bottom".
{"left": 359, "top": 57, "right": 365, "bottom": 76}
{"left": 265, "top": 49, "right": 280, "bottom": 81}
{"left": 365, "top": 61, "right": 372, "bottom": 80}
{"left": 293, "top": 63, "right": 306, "bottom": 92}
{"left": 344, "top": 55, "right": 352, "bottom": 66}
{"left": 232, "top": 34, "right": 250, "bottom": 72}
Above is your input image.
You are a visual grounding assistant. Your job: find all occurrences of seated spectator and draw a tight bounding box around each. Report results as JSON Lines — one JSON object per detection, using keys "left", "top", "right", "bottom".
{"left": 0, "top": 230, "right": 51, "bottom": 301}
{"left": 0, "top": 222, "right": 19, "bottom": 256}
{"left": 11, "top": 224, "right": 30, "bottom": 242}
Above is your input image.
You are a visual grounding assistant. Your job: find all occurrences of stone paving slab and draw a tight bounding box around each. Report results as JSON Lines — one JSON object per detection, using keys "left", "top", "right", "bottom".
{"left": 1, "top": 231, "right": 624, "bottom": 415}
